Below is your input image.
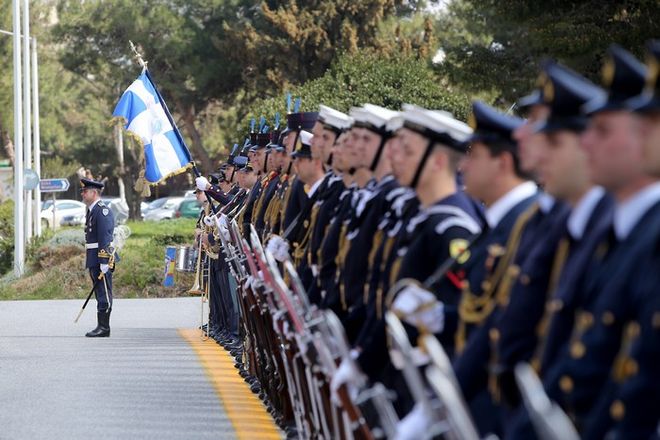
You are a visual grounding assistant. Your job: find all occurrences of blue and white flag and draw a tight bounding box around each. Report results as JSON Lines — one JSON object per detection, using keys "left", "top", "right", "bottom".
{"left": 113, "top": 71, "right": 192, "bottom": 184}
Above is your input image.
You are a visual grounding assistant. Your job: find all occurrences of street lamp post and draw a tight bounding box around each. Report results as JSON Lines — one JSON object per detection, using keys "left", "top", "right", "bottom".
{"left": 12, "top": 0, "right": 25, "bottom": 277}
{"left": 23, "top": 0, "right": 32, "bottom": 242}
{"left": 32, "top": 37, "right": 41, "bottom": 238}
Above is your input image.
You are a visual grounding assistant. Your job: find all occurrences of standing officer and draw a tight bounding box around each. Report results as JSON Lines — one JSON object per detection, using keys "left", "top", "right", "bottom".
{"left": 80, "top": 177, "right": 115, "bottom": 338}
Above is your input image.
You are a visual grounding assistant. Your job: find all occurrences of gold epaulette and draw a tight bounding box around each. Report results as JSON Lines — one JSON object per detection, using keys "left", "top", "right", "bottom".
{"left": 529, "top": 237, "right": 571, "bottom": 371}
{"left": 335, "top": 222, "right": 350, "bottom": 310}
{"left": 364, "top": 229, "right": 384, "bottom": 304}
{"left": 456, "top": 202, "right": 539, "bottom": 353}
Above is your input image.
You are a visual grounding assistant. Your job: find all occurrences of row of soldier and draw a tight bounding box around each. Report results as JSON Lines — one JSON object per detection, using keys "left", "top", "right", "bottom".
{"left": 190, "top": 40, "right": 660, "bottom": 440}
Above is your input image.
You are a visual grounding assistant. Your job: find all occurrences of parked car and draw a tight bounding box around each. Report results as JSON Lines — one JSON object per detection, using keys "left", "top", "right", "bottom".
{"left": 40, "top": 199, "right": 86, "bottom": 229}
{"left": 102, "top": 197, "right": 129, "bottom": 225}
{"left": 141, "top": 197, "right": 170, "bottom": 219}
{"left": 143, "top": 197, "right": 185, "bottom": 221}
{"left": 176, "top": 198, "right": 202, "bottom": 219}
{"left": 61, "top": 197, "right": 129, "bottom": 227}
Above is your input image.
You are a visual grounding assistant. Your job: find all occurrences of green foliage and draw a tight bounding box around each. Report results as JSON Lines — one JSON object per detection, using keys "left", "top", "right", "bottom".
{"left": 41, "top": 156, "right": 80, "bottom": 179}
{"left": 434, "top": 0, "right": 660, "bottom": 105}
{"left": 0, "top": 200, "right": 13, "bottom": 275}
{"left": 232, "top": 50, "right": 470, "bottom": 143}
{"left": 0, "top": 218, "right": 197, "bottom": 299}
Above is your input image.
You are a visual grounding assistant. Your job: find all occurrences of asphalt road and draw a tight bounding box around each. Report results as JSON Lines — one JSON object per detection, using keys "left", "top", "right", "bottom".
{"left": 0, "top": 298, "right": 238, "bottom": 440}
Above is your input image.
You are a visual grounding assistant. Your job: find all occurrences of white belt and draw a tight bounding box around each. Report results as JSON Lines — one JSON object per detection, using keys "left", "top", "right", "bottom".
{"left": 86, "top": 243, "right": 99, "bottom": 249}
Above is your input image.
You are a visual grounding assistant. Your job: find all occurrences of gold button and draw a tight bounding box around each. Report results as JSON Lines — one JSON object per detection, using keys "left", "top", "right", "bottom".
{"left": 627, "top": 322, "right": 640, "bottom": 338}
{"left": 547, "top": 299, "right": 564, "bottom": 313}
{"left": 652, "top": 312, "right": 660, "bottom": 329}
{"left": 570, "top": 342, "right": 586, "bottom": 359}
{"left": 610, "top": 400, "right": 625, "bottom": 421}
{"left": 488, "top": 244, "right": 505, "bottom": 257}
{"left": 579, "top": 312, "right": 594, "bottom": 329}
{"left": 508, "top": 265, "right": 521, "bottom": 277}
{"left": 602, "top": 311, "right": 615, "bottom": 326}
{"left": 530, "top": 358, "right": 541, "bottom": 372}
{"left": 481, "top": 280, "right": 492, "bottom": 291}
{"left": 624, "top": 359, "right": 638, "bottom": 377}
{"left": 559, "top": 375, "right": 574, "bottom": 393}
{"left": 489, "top": 328, "right": 500, "bottom": 342}
{"left": 519, "top": 274, "right": 531, "bottom": 285}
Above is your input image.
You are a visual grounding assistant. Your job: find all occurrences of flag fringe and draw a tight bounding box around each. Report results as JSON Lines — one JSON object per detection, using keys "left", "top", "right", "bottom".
{"left": 109, "top": 117, "right": 193, "bottom": 194}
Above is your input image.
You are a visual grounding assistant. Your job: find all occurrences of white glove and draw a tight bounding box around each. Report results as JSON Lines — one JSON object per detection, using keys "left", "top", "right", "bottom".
{"left": 394, "top": 403, "right": 433, "bottom": 440}
{"left": 330, "top": 357, "right": 365, "bottom": 406}
{"left": 392, "top": 284, "right": 445, "bottom": 333}
{"left": 244, "top": 275, "right": 254, "bottom": 290}
{"left": 219, "top": 214, "right": 228, "bottom": 230}
{"left": 267, "top": 235, "right": 290, "bottom": 262}
{"left": 265, "top": 235, "right": 281, "bottom": 255}
{"left": 203, "top": 215, "right": 214, "bottom": 227}
{"left": 100, "top": 264, "right": 109, "bottom": 274}
{"left": 195, "top": 176, "right": 210, "bottom": 191}
{"left": 214, "top": 216, "right": 230, "bottom": 241}
{"left": 274, "top": 240, "right": 290, "bottom": 262}
{"left": 250, "top": 271, "right": 262, "bottom": 290}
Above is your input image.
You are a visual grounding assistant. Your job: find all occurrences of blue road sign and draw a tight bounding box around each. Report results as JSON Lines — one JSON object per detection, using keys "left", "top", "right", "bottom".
{"left": 39, "top": 178, "right": 70, "bottom": 193}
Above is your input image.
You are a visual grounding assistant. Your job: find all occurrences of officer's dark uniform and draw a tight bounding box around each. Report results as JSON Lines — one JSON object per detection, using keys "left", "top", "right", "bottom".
{"left": 82, "top": 177, "right": 115, "bottom": 338}
{"left": 280, "top": 112, "right": 319, "bottom": 236}
{"left": 450, "top": 102, "right": 538, "bottom": 436}
{"left": 541, "top": 43, "right": 660, "bottom": 439}
{"left": 254, "top": 130, "right": 282, "bottom": 240}
{"left": 591, "top": 40, "right": 660, "bottom": 440}
{"left": 488, "top": 62, "right": 604, "bottom": 417}
{"left": 290, "top": 146, "right": 335, "bottom": 292}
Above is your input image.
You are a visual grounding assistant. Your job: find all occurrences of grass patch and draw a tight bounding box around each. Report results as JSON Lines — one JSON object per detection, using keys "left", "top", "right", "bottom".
{"left": 0, "top": 218, "right": 199, "bottom": 301}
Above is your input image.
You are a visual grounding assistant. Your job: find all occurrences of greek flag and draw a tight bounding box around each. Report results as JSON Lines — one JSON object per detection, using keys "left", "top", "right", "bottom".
{"left": 112, "top": 71, "right": 192, "bottom": 183}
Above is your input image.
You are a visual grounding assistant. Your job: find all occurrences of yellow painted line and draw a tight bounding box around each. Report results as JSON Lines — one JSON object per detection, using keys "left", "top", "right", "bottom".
{"left": 179, "top": 328, "right": 283, "bottom": 440}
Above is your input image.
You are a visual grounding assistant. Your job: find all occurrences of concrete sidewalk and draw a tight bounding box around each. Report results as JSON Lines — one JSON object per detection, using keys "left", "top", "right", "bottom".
{"left": 0, "top": 298, "right": 237, "bottom": 440}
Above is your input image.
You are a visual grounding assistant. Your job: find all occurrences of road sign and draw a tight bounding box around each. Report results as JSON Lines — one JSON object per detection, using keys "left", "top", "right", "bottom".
{"left": 24, "top": 169, "right": 40, "bottom": 190}
{"left": 39, "top": 178, "right": 70, "bottom": 193}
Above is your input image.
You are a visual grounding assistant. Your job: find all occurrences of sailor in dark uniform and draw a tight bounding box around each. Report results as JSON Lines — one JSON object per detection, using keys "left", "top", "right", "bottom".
{"left": 349, "top": 105, "right": 483, "bottom": 420}
{"left": 80, "top": 177, "right": 115, "bottom": 338}
{"left": 304, "top": 105, "right": 351, "bottom": 303}
{"left": 285, "top": 131, "right": 328, "bottom": 287}
{"left": 316, "top": 131, "right": 357, "bottom": 315}
{"left": 335, "top": 105, "right": 401, "bottom": 343}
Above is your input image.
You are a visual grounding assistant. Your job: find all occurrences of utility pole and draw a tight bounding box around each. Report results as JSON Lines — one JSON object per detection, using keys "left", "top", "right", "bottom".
{"left": 12, "top": 0, "right": 25, "bottom": 277}
{"left": 32, "top": 37, "right": 41, "bottom": 237}
{"left": 23, "top": 0, "right": 32, "bottom": 242}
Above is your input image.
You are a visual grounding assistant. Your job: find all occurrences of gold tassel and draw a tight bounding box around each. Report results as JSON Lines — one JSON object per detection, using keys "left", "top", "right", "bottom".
{"left": 455, "top": 203, "right": 539, "bottom": 351}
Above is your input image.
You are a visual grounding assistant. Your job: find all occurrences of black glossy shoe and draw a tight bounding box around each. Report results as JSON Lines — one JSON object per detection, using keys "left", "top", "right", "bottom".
{"left": 86, "top": 311, "right": 110, "bottom": 337}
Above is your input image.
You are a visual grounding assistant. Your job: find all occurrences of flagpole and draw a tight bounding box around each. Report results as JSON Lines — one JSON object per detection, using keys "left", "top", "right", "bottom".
{"left": 128, "top": 41, "right": 217, "bottom": 214}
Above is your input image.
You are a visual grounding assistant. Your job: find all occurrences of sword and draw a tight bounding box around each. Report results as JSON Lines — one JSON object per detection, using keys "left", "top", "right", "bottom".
{"left": 74, "top": 272, "right": 105, "bottom": 323}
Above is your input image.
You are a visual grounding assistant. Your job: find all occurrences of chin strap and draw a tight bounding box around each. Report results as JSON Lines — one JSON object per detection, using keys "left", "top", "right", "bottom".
{"left": 369, "top": 134, "right": 390, "bottom": 172}
{"left": 410, "top": 139, "right": 435, "bottom": 190}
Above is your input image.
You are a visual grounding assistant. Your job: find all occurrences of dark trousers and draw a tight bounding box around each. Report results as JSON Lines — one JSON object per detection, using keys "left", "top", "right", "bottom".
{"left": 89, "top": 267, "right": 112, "bottom": 312}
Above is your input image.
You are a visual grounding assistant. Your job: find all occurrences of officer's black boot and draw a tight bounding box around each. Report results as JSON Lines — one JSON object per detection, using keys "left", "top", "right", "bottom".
{"left": 85, "top": 310, "right": 111, "bottom": 337}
